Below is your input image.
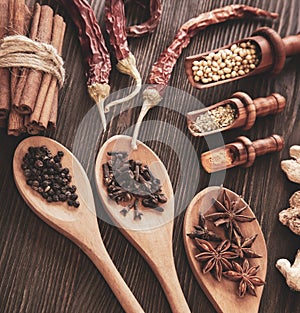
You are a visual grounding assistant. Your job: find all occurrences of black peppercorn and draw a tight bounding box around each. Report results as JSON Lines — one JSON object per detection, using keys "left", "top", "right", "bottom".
{"left": 73, "top": 201, "right": 80, "bottom": 208}
{"left": 59, "top": 194, "right": 67, "bottom": 201}
{"left": 32, "top": 180, "right": 39, "bottom": 187}
{"left": 35, "top": 160, "right": 43, "bottom": 168}
{"left": 69, "top": 185, "right": 77, "bottom": 193}
{"left": 24, "top": 169, "right": 31, "bottom": 177}
{"left": 70, "top": 194, "right": 78, "bottom": 201}
{"left": 66, "top": 175, "right": 71, "bottom": 181}
{"left": 53, "top": 155, "right": 61, "bottom": 163}
{"left": 62, "top": 168, "right": 69, "bottom": 174}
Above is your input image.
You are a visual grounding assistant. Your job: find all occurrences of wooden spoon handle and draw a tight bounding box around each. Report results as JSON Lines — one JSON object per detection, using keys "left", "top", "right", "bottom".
{"left": 86, "top": 240, "right": 145, "bottom": 313}
{"left": 153, "top": 260, "right": 191, "bottom": 313}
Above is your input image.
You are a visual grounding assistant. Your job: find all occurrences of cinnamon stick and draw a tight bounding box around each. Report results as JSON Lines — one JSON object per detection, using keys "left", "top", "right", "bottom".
{"left": 48, "top": 22, "right": 66, "bottom": 129}
{"left": 48, "top": 89, "right": 59, "bottom": 129}
{"left": 7, "top": 0, "right": 26, "bottom": 136}
{"left": 10, "top": 0, "right": 25, "bottom": 93}
{"left": 0, "top": 0, "right": 11, "bottom": 119}
{"left": 28, "top": 14, "right": 66, "bottom": 132}
{"left": 15, "top": 5, "right": 54, "bottom": 114}
{"left": 40, "top": 20, "right": 66, "bottom": 130}
{"left": 13, "top": 3, "right": 41, "bottom": 107}
{"left": 7, "top": 110, "right": 25, "bottom": 136}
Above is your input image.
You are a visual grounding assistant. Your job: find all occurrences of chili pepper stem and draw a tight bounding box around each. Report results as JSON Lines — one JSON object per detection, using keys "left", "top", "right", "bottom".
{"left": 88, "top": 83, "right": 110, "bottom": 130}
{"left": 131, "top": 88, "right": 162, "bottom": 150}
{"left": 105, "top": 53, "right": 142, "bottom": 113}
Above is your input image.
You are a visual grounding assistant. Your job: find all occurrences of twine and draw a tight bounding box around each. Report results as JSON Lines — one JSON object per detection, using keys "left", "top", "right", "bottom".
{"left": 0, "top": 35, "right": 65, "bottom": 87}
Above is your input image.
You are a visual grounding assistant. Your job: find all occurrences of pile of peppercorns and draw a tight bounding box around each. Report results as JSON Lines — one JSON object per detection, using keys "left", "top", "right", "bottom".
{"left": 22, "top": 146, "right": 80, "bottom": 208}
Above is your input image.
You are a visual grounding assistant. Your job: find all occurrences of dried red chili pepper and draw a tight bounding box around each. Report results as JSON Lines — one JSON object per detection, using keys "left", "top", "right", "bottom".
{"left": 104, "top": 0, "right": 142, "bottom": 113}
{"left": 56, "top": 0, "right": 111, "bottom": 129}
{"left": 126, "top": 0, "right": 162, "bottom": 37}
{"left": 131, "top": 4, "right": 278, "bottom": 149}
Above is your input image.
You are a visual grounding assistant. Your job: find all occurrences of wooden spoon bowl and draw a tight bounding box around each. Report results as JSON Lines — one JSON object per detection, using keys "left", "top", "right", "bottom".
{"left": 95, "top": 135, "right": 191, "bottom": 313}
{"left": 13, "top": 136, "right": 144, "bottom": 313}
{"left": 183, "top": 186, "right": 267, "bottom": 313}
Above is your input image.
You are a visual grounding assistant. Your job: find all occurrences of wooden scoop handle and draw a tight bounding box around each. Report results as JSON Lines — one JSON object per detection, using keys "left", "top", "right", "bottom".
{"left": 283, "top": 33, "right": 300, "bottom": 56}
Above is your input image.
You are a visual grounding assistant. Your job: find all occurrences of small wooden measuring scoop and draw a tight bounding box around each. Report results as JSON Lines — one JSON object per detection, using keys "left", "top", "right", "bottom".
{"left": 13, "top": 136, "right": 144, "bottom": 313}
{"left": 201, "top": 134, "right": 284, "bottom": 173}
{"left": 186, "top": 27, "right": 300, "bottom": 89}
{"left": 187, "top": 92, "right": 285, "bottom": 137}
{"left": 183, "top": 186, "right": 267, "bottom": 313}
{"left": 95, "top": 135, "right": 191, "bottom": 313}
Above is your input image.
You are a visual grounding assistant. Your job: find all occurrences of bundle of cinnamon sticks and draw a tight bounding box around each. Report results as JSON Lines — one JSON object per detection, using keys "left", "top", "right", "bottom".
{"left": 0, "top": 2, "right": 66, "bottom": 136}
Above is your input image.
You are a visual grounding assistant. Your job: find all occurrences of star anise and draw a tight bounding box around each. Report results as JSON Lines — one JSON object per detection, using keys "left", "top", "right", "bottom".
{"left": 230, "top": 234, "right": 262, "bottom": 259}
{"left": 194, "top": 239, "right": 237, "bottom": 281}
{"left": 223, "top": 259, "right": 265, "bottom": 297}
{"left": 205, "top": 188, "right": 255, "bottom": 239}
{"left": 187, "top": 214, "right": 222, "bottom": 241}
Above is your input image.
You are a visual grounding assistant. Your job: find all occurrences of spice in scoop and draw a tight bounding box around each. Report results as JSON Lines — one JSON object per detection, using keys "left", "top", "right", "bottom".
{"left": 192, "top": 41, "right": 260, "bottom": 84}
{"left": 190, "top": 104, "right": 237, "bottom": 133}
{"left": 22, "top": 146, "right": 80, "bottom": 207}
{"left": 102, "top": 151, "right": 167, "bottom": 220}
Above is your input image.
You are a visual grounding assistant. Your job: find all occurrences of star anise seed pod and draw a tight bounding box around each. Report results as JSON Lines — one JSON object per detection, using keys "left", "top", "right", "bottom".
{"left": 205, "top": 188, "right": 256, "bottom": 239}
{"left": 194, "top": 239, "right": 237, "bottom": 281}
{"left": 223, "top": 259, "right": 265, "bottom": 297}
{"left": 187, "top": 214, "right": 222, "bottom": 241}
{"left": 231, "top": 234, "right": 262, "bottom": 259}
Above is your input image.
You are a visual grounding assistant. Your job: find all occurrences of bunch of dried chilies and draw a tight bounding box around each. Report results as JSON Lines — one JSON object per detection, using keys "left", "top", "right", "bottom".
{"left": 56, "top": 0, "right": 162, "bottom": 129}
{"left": 187, "top": 188, "right": 265, "bottom": 297}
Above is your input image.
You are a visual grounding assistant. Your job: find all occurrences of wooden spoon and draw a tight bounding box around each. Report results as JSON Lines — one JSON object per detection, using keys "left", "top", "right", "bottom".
{"left": 13, "top": 136, "right": 144, "bottom": 313}
{"left": 95, "top": 135, "right": 191, "bottom": 313}
{"left": 183, "top": 186, "right": 267, "bottom": 313}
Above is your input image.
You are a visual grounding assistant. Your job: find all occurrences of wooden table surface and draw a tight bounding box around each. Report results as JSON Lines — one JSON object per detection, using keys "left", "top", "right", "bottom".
{"left": 1, "top": 0, "right": 300, "bottom": 312}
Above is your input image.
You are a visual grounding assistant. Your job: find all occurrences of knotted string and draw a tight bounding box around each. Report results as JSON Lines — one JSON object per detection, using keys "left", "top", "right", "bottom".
{"left": 0, "top": 35, "right": 65, "bottom": 87}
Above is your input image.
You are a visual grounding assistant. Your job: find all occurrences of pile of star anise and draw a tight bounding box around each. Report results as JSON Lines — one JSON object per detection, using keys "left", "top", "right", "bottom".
{"left": 187, "top": 187, "right": 265, "bottom": 297}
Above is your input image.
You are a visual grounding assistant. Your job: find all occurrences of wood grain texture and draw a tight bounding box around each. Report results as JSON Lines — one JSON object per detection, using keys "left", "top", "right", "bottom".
{"left": 0, "top": 0, "right": 300, "bottom": 312}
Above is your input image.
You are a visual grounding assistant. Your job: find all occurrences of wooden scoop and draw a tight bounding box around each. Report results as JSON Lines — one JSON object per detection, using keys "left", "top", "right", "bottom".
{"left": 95, "top": 135, "right": 191, "bottom": 313}
{"left": 13, "top": 136, "right": 144, "bottom": 313}
{"left": 187, "top": 92, "right": 285, "bottom": 137}
{"left": 185, "top": 27, "right": 300, "bottom": 89}
{"left": 183, "top": 186, "right": 267, "bottom": 313}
